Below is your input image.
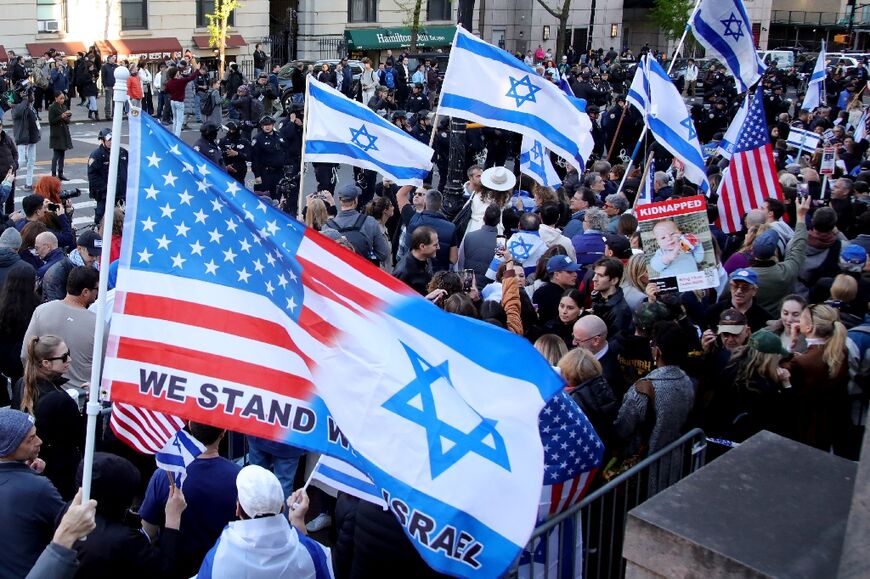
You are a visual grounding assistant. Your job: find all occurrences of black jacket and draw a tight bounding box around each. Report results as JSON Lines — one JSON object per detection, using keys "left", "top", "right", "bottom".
{"left": 88, "top": 144, "right": 129, "bottom": 202}
{"left": 591, "top": 288, "right": 632, "bottom": 336}
{"left": 0, "top": 130, "right": 17, "bottom": 175}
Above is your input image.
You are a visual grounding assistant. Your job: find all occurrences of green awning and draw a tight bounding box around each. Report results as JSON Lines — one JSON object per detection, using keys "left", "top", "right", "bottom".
{"left": 344, "top": 26, "right": 456, "bottom": 50}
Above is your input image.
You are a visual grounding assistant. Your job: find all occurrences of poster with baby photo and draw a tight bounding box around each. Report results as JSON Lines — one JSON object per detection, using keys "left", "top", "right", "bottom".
{"left": 637, "top": 195, "right": 719, "bottom": 292}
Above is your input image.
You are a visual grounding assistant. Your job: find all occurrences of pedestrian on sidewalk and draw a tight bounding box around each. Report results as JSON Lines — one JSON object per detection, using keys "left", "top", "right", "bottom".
{"left": 48, "top": 92, "right": 72, "bottom": 181}
{"left": 80, "top": 62, "right": 99, "bottom": 121}
{"left": 11, "top": 87, "right": 39, "bottom": 191}
{"left": 100, "top": 55, "right": 118, "bottom": 120}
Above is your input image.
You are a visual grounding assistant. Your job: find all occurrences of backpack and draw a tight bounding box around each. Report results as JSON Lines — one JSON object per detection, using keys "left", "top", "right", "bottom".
{"left": 326, "top": 213, "right": 377, "bottom": 263}
{"left": 200, "top": 90, "right": 215, "bottom": 116}
{"left": 32, "top": 67, "right": 49, "bottom": 89}
{"left": 383, "top": 69, "right": 396, "bottom": 90}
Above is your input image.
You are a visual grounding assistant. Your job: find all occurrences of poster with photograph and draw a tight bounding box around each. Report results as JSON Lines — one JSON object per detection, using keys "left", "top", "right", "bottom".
{"left": 637, "top": 195, "right": 719, "bottom": 292}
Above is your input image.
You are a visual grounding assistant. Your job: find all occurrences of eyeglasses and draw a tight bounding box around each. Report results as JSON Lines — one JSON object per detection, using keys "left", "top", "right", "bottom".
{"left": 46, "top": 350, "right": 71, "bottom": 363}
{"left": 574, "top": 335, "right": 600, "bottom": 344}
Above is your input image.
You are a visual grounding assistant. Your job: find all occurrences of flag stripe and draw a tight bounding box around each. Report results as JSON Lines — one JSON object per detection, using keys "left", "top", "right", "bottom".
{"left": 115, "top": 337, "right": 316, "bottom": 397}
{"left": 297, "top": 256, "right": 385, "bottom": 313}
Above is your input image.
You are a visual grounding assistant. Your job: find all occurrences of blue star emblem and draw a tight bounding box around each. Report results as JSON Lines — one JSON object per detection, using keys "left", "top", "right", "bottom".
{"left": 382, "top": 344, "right": 511, "bottom": 479}
{"left": 350, "top": 124, "right": 379, "bottom": 152}
{"left": 720, "top": 13, "right": 744, "bottom": 41}
{"left": 680, "top": 117, "right": 697, "bottom": 142}
{"left": 508, "top": 236, "right": 534, "bottom": 261}
{"left": 506, "top": 75, "right": 542, "bottom": 108}
{"left": 528, "top": 140, "right": 546, "bottom": 175}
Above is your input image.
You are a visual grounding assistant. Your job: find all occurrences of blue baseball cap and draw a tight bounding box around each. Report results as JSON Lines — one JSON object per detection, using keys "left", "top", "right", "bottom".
{"left": 751, "top": 230, "right": 779, "bottom": 260}
{"left": 547, "top": 255, "right": 581, "bottom": 273}
{"left": 730, "top": 268, "right": 758, "bottom": 287}
{"left": 840, "top": 244, "right": 867, "bottom": 272}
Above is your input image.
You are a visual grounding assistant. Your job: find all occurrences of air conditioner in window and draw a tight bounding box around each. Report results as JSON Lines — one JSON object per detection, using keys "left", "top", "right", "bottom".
{"left": 44, "top": 20, "right": 60, "bottom": 32}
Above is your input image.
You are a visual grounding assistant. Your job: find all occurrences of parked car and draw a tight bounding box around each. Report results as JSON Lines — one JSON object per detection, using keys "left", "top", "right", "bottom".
{"left": 314, "top": 59, "right": 365, "bottom": 83}
{"left": 275, "top": 59, "right": 315, "bottom": 92}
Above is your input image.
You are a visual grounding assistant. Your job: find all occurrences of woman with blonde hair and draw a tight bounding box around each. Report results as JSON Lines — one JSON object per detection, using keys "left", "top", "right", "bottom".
{"left": 558, "top": 347, "right": 618, "bottom": 448}
{"left": 15, "top": 335, "right": 84, "bottom": 500}
{"left": 621, "top": 253, "right": 649, "bottom": 310}
{"left": 786, "top": 304, "right": 851, "bottom": 456}
{"left": 534, "top": 333, "right": 568, "bottom": 366}
{"left": 305, "top": 196, "right": 329, "bottom": 231}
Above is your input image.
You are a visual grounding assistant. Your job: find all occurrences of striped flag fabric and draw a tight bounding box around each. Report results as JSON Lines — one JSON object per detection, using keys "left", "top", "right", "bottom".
{"left": 853, "top": 109, "right": 869, "bottom": 143}
{"left": 718, "top": 91, "right": 751, "bottom": 160}
{"left": 155, "top": 427, "right": 206, "bottom": 488}
{"left": 109, "top": 402, "right": 184, "bottom": 454}
{"left": 310, "top": 455, "right": 387, "bottom": 508}
{"left": 305, "top": 77, "right": 434, "bottom": 186}
{"left": 519, "top": 135, "right": 561, "bottom": 188}
{"left": 801, "top": 42, "right": 827, "bottom": 112}
{"left": 102, "top": 107, "right": 565, "bottom": 578}
{"left": 717, "top": 85, "right": 784, "bottom": 233}
{"left": 785, "top": 126, "right": 821, "bottom": 151}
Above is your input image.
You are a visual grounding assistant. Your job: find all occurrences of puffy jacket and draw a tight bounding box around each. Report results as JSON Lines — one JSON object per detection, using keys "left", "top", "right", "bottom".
{"left": 12, "top": 101, "right": 40, "bottom": 146}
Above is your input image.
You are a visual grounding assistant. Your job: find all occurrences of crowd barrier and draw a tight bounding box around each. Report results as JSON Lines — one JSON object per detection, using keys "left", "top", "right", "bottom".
{"left": 508, "top": 428, "right": 708, "bottom": 579}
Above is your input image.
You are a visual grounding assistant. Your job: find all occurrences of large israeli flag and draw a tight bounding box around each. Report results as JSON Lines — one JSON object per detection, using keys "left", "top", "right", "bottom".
{"left": 155, "top": 428, "right": 205, "bottom": 489}
{"left": 690, "top": 0, "right": 766, "bottom": 93}
{"left": 437, "top": 27, "right": 594, "bottom": 171}
{"left": 801, "top": 43, "right": 827, "bottom": 112}
{"left": 718, "top": 91, "right": 750, "bottom": 160}
{"left": 304, "top": 77, "right": 434, "bottom": 186}
{"left": 627, "top": 56, "right": 710, "bottom": 194}
{"left": 519, "top": 136, "right": 561, "bottom": 188}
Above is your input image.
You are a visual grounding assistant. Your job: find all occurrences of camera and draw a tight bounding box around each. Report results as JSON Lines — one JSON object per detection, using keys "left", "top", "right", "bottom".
{"left": 59, "top": 188, "right": 81, "bottom": 201}
{"left": 47, "top": 203, "right": 60, "bottom": 212}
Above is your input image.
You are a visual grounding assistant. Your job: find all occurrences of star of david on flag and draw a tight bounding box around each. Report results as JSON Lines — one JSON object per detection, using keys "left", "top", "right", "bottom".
{"left": 103, "top": 108, "right": 564, "bottom": 577}
{"left": 691, "top": 0, "right": 766, "bottom": 92}
{"left": 801, "top": 42, "right": 827, "bottom": 112}
{"left": 304, "top": 77, "right": 433, "bottom": 186}
{"left": 506, "top": 75, "right": 543, "bottom": 107}
{"left": 519, "top": 135, "right": 562, "bottom": 188}
{"left": 349, "top": 124, "right": 379, "bottom": 152}
{"left": 437, "top": 26, "right": 594, "bottom": 171}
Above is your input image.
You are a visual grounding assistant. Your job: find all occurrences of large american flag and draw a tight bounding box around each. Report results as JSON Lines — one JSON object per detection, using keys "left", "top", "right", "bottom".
{"left": 717, "top": 84, "right": 784, "bottom": 233}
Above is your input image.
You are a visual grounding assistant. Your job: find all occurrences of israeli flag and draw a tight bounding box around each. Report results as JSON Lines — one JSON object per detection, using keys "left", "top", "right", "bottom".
{"left": 718, "top": 91, "right": 751, "bottom": 160}
{"left": 785, "top": 126, "right": 821, "bottom": 151}
{"left": 311, "top": 455, "right": 387, "bottom": 509}
{"left": 508, "top": 230, "right": 548, "bottom": 275}
{"left": 437, "top": 27, "right": 594, "bottom": 171}
{"left": 637, "top": 156, "right": 654, "bottom": 207}
{"left": 854, "top": 109, "right": 869, "bottom": 143}
{"left": 520, "top": 136, "right": 561, "bottom": 188}
{"left": 802, "top": 43, "right": 827, "bottom": 112}
{"left": 627, "top": 56, "right": 710, "bottom": 194}
{"left": 305, "top": 77, "right": 434, "bottom": 186}
{"left": 690, "top": 0, "right": 766, "bottom": 93}
{"left": 155, "top": 428, "right": 206, "bottom": 489}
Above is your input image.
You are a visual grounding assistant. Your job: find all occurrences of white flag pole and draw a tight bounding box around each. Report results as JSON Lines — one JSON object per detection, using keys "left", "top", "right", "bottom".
{"left": 81, "top": 66, "right": 129, "bottom": 503}
{"left": 616, "top": 0, "right": 701, "bottom": 196}
{"left": 296, "top": 74, "right": 312, "bottom": 222}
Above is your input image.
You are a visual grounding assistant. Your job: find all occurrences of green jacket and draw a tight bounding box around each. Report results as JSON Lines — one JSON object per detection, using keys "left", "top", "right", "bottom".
{"left": 752, "top": 221, "right": 808, "bottom": 316}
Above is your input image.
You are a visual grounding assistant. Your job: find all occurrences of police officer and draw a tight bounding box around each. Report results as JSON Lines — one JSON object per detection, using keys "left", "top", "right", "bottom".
{"left": 87, "top": 128, "right": 128, "bottom": 223}
{"left": 219, "top": 120, "right": 251, "bottom": 184}
{"left": 587, "top": 105, "right": 606, "bottom": 160}
{"left": 192, "top": 122, "right": 224, "bottom": 169}
{"left": 250, "top": 115, "right": 286, "bottom": 200}
{"left": 406, "top": 83, "right": 427, "bottom": 114}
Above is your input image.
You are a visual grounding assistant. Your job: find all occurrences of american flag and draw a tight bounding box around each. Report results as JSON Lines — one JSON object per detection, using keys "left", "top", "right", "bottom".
{"left": 716, "top": 84, "right": 784, "bottom": 233}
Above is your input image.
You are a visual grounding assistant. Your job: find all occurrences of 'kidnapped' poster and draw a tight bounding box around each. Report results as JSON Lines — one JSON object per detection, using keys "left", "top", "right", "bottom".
{"left": 637, "top": 195, "right": 719, "bottom": 292}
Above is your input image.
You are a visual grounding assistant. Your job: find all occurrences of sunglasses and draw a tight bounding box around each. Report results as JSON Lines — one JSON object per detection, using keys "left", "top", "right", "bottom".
{"left": 46, "top": 350, "right": 71, "bottom": 363}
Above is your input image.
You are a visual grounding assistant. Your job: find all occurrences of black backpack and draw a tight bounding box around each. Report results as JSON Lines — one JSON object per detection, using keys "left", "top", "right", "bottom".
{"left": 326, "top": 213, "right": 378, "bottom": 263}
{"left": 200, "top": 90, "right": 215, "bottom": 116}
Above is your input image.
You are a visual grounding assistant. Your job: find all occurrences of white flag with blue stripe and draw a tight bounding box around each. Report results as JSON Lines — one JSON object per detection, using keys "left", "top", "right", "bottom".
{"left": 437, "top": 27, "right": 594, "bottom": 171}
{"left": 802, "top": 43, "right": 827, "bottom": 112}
{"left": 520, "top": 136, "right": 561, "bottom": 188}
{"left": 155, "top": 428, "right": 206, "bottom": 488}
{"left": 690, "top": 0, "right": 766, "bottom": 93}
{"left": 627, "top": 56, "right": 710, "bottom": 194}
{"left": 311, "top": 455, "right": 387, "bottom": 508}
{"left": 304, "top": 76, "right": 434, "bottom": 186}
{"left": 718, "top": 90, "right": 751, "bottom": 160}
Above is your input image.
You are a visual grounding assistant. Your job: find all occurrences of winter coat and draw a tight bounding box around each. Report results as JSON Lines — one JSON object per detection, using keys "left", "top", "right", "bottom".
{"left": 12, "top": 101, "right": 40, "bottom": 146}
{"left": 568, "top": 374, "right": 619, "bottom": 448}
{"left": 201, "top": 89, "right": 223, "bottom": 127}
{"left": 539, "top": 223, "right": 577, "bottom": 260}
{"left": 184, "top": 80, "right": 197, "bottom": 115}
{"left": 48, "top": 102, "right": 72, "bottom": 151}
{"left": 0, "top": 130, "right": 18, "bottom": 175}
{"left": 796, "top": 229, "right": 847, "bottom": 297}
{"left": 748, "top": 222, "right": 808, "bottom": 316}
{"left": 79, "top": 70, "right": 98, "bottom": 98}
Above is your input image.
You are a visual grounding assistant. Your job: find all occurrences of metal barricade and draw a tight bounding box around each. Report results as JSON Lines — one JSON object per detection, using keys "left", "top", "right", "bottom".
{"left": 508, "top": 429, "right": 708, "bottom": 579}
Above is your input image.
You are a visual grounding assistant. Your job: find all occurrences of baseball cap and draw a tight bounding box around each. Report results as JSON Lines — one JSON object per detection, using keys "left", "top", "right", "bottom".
{"left": 748, "top": 329, "right": 788, "bottom": 356}
{"left": 752, "top": 230, "right": 779, "bottom": 260}
{"left": 840, "top": 244, "right": 867, "bottom": 272}
{"left": 730, "top": 268, "right": 758, "bottom": 287}
{"left": 718, "top": 308, "right": 748, "bottom": 335}
{"left": 603, "top": 234, "right": 631, "bottom": 259}
{"left": 236, "top": 465, "right": 285, "bottom": 518}
{"left": 546, "top": 255, "right": 581, "bottom": 273}
{"left": 76, "top": 230, "right": 103, "bottom": 257}
{"left": 336, "top": 183, "right": 362, "bottom": 200}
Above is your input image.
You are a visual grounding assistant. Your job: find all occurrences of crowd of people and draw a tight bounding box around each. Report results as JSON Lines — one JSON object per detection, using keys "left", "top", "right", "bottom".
{"left": 0, "top": 38, "right": 869, "bottom": 578}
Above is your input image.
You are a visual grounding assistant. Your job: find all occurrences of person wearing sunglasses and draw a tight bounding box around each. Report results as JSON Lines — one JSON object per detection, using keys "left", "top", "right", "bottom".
{"left": 13, "top": 334, "right": 84, "bottom": 501}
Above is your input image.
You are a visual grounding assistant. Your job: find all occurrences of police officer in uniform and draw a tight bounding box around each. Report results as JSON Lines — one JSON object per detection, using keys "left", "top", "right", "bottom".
{"left": 87, "top": 128, "right": 128, "bottom": 223}
{"left": 192, "top": 122, "right": 224, "bottom": 169}
{"left": 406, "top": 83, "right": 428, "bottom": 114}
{"left": 219, "top": 120, "right": 251, "bottom": 184}
{"left": 250, "top": 115, "right": 286, "bottom": 200}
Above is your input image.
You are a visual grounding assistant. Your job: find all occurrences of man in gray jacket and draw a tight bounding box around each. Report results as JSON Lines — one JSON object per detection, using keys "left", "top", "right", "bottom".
{"left": 321, "top": 184, "right": 390, "bottom": 265}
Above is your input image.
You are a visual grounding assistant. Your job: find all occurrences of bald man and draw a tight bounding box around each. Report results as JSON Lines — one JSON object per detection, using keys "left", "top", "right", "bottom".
{"left": 34, "top": 231, "right": 63, "bottom": 280}
{"left": 572, "top": 314, "right": 623, "bottom": 394}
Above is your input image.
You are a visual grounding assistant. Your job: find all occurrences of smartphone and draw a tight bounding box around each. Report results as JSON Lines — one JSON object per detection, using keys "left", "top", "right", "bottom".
{"left": 495, "top": 235, "right": 506, "bottom": 252}
{"left": 463, "top": 269, "right": 474, "bottom": 292}
{"left": 797, "top": 183, "right": 809, "bottom": 198}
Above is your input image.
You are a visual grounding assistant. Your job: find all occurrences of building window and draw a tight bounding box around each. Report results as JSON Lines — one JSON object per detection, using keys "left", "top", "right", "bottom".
{"left": 427, "top": 0, "right": 450, "bottom": 21}
{"left": 121, "top": 0, "right": 148, "bottom": 30}
{"left": 36, "top": 0, "right": 65, "bottom": 33}
{"left": 197, "top": 0, "right": 235, "bottom": 28}
{"left": 348, "top": 0, "right": 377, "bottom": 23}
